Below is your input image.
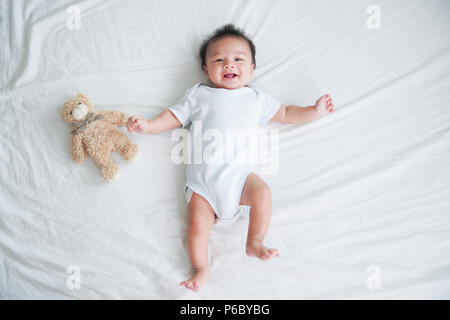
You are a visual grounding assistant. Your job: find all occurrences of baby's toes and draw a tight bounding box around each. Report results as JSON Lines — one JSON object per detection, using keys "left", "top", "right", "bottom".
{"left": 189, "top": 281, "right": 200, "bottom": 292}
{"left": 184, "top": 280, "right": 199, "bottom": 291}
{"left": 262, "top": 253, "right": 272, "bottom": 261}
{"left": 270, "top": 249, "right": 280, "bottom": 258}
{"left": 263, "top": 249, "right": 279, "bottom": 260}
{"left": 193, "top": 281, "right": 200, "bottom": 291}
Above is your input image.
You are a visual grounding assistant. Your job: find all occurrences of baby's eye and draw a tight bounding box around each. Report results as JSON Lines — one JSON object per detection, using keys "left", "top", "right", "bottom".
{"left": 235, "top": 58, "right": 243, "bottom": 61}
{"left": 215, "top": 59, "right": 223, "bottom": 62}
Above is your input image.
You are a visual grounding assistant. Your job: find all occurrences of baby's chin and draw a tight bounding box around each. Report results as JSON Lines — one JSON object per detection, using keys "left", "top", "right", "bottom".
{"left": 210, "top": 79, "right": 248, "bottom": 90}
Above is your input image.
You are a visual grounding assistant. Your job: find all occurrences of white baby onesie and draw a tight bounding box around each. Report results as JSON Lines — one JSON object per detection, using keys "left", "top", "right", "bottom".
{"left": 169, "top": 82, "right": 281, "bottom": 226}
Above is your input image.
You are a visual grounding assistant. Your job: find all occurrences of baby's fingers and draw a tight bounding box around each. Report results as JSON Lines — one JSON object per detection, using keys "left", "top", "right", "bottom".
{"left": 316, "top": 96, "right": 326, "bottom": 105}
{"left": 135, "top": 120, "right": 143, "bottom": 130}
{"left": 325, "top": 95, "right": 335, "bottom": 112}
{"left": 127, "top": 116, "right": 138, "bottom": 132}
{"left": 127, "top": 123, "right": 135, "bottom": 132}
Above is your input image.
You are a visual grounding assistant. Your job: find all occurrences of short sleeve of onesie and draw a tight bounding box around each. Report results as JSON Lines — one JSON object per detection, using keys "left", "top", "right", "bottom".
{"left": 257, "top": 88, "right": 282, "bottom": 125}
{"left": 168, "top": 85, "right": 197, "bottom": 128}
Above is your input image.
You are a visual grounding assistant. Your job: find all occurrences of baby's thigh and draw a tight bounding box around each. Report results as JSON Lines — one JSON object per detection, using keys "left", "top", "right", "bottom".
{"left": 240, "top": 173, "right": 271, "bottom": 206}
{"left": 187, "top": 192, "right": 216, "bottom": 227}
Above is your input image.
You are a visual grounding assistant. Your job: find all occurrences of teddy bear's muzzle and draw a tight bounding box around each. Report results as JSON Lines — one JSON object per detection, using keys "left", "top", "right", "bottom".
{"left": 72, "top": 103, "right": 89, "bottom": 120}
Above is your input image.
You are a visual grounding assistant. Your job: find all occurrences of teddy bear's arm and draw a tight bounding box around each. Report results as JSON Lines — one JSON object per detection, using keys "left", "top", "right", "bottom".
{"left": 71, "top": 133, "right": 87, "bottom": 162}
{"left": 97, "top": 110, "right": 129, "bottom": 126}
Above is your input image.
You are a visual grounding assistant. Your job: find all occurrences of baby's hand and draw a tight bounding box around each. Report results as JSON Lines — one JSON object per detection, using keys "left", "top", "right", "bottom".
{"left": 126, "top": 116, "right": 149, "bottom": 133}
{"left": 314, "top": 94, "right": 335, "bottom": 116}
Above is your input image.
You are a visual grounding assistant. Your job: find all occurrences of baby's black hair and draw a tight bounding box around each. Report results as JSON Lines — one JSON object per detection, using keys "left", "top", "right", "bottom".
{"left": 199, "top": 24, "right": 256, "bottom": 70}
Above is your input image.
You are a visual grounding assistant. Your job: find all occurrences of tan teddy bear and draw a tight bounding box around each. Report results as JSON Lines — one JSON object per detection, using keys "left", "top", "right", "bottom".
{"left": 61, "top": 94, "right": 138, "bottom": 180}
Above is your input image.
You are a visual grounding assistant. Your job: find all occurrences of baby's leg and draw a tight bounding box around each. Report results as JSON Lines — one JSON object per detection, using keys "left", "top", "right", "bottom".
{"left": 180, "top": 192, "right": 216, "bottom": 292}
{"left": 240, "top": 173, "right": 279, "bottom": 260}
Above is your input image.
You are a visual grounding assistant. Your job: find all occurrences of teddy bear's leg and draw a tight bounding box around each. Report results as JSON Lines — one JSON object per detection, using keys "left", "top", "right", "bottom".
{"left": 116, "top": 132, "right": 138, "bottom": 161}
{"left": 91, "top": 152, "right": 118, "bottom": 180}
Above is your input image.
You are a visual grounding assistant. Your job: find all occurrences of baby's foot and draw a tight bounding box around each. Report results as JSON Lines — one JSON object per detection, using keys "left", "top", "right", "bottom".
{"left": 246, "top": 239, "right": 280, "bottom": 261}
{"left": 179, "top": 268, "right": 209, "bottom": 292}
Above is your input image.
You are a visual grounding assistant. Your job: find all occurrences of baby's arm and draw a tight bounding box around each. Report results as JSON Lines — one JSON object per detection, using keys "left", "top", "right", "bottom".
{"left": 126, "top": 109, "right": 182, "bottom": 134}
{"left": 271, "top": 94, "right": 334, "bottom": 124}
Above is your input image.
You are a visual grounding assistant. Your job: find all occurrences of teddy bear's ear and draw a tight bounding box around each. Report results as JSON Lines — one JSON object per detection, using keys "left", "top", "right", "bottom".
{"left": 76, "top": 93, "right": 88, "bottom": 100}
{"left": 61, "top": 101, "right": 73, "bottom": 123}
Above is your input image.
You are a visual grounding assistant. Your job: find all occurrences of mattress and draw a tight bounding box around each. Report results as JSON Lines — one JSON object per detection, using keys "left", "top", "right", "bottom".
{"left": 0, "top": 0, "right": 449, "bottom": 299}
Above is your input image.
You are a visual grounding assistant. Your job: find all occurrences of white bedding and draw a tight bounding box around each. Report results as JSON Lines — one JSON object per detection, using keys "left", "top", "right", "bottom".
{"left": 1, "top": 0, "right": 449, "bottom": 299}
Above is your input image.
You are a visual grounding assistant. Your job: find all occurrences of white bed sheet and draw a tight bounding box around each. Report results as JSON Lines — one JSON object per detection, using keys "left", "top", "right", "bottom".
{"left": 1, "top": 0, "right": 449, "bottom": 299}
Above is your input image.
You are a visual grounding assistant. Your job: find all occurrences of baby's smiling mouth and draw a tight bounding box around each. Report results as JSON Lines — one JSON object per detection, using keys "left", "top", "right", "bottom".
{"left": 223, "top": 73, "right": 238, "bottom": 79}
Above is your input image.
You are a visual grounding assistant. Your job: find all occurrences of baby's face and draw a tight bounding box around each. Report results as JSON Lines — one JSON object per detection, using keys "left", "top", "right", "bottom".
{"left": 203, "top": 36, "right": 255, "bottom": 90}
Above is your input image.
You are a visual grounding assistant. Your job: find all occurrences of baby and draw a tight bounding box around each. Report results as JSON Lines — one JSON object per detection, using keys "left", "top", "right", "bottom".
{"left": 126, "top": 24, "right": 334, "bottom": 292}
